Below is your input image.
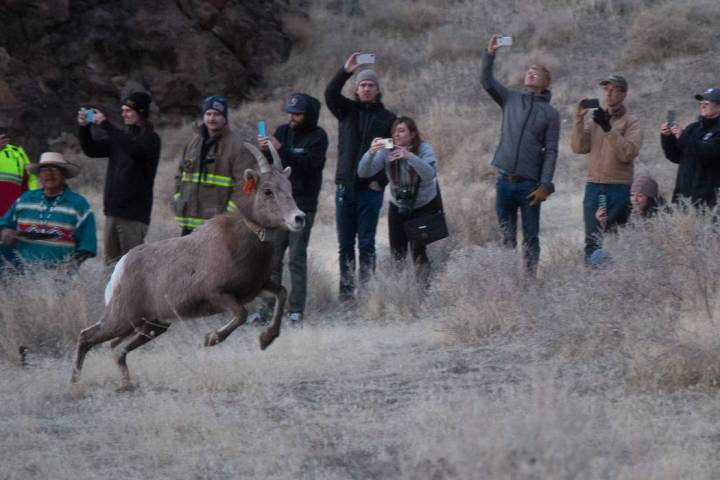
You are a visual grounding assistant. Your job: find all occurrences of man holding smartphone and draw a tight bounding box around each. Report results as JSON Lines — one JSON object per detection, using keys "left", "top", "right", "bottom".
{"left": 482, "top": 34, "right": 560, "bottom": 276}
{"left": 661, "top": 87, "right": 720, "bottom": 208}
{"left": 571, "top": 74, "right": 642, "bottom": 265}
{"left": 78, "top": 91, "right": 161, "bottom": 264}
{"left": 257, "top": 93, "right": 328, "bottom": 323}
{"left": 325, "top": 52, "right": 396, "bottom": 301}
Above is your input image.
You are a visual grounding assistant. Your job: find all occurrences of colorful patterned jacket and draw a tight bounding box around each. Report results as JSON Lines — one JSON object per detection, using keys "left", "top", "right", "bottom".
{"left": 0, "top": 186, "right": 97, "bottom": 264}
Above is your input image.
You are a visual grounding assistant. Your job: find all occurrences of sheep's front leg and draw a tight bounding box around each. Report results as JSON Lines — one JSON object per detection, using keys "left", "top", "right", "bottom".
{"left": 258, "top": 280, "right": 287, "bottom": 350}
{"left": 204, "top": 294, "right": 249, "bottom": 347}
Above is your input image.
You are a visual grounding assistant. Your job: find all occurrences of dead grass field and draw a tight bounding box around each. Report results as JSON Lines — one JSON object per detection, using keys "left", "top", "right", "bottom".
{"left": 2, "top": 0, "right": 720, "bottom": 478}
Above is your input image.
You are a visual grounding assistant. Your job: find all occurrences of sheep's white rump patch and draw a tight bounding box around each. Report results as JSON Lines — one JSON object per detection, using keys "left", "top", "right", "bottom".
{"left": 104, "top": 255, "right": 127, "bottom": 305}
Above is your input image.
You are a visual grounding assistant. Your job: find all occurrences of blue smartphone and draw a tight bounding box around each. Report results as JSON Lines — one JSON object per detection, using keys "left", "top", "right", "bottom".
{"left": 598, "top": 194, "right": 607, "bottom": 210}
{"left": 258, "top": 120, "right": 266, "bottom": 138}
{"left": 84, "top": 108, "right": 94, "bottom": 123}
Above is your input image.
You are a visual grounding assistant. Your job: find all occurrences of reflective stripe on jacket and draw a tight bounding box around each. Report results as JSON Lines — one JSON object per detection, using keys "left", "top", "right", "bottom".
{"left": 173, "top": 124, "right": 254, "bottom": 230}
{"left": 0, "top": 145, "right": 38, "bottom": 215}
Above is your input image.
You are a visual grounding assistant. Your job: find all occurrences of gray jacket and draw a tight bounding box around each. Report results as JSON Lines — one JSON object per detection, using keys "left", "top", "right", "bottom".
{"left": 481, "top": 52, "right": 560, "bottom": 192}
{"left": 358, "top": 142, "right": 438, "bottom": 209}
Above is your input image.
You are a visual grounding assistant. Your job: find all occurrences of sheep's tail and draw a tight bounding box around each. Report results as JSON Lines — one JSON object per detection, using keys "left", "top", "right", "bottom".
{"left": 104, "top": 255, "right": 127, "bottom": 305}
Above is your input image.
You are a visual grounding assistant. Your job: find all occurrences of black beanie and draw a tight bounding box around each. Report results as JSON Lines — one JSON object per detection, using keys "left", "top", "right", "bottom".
{"left": 123, "top": 92, "right": 152, "bottom": 118}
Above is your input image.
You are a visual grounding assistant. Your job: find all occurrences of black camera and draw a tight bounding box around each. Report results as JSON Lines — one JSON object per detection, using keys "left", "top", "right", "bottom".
{"left": 395, "top": 185, "right": 415, "bottom": 215}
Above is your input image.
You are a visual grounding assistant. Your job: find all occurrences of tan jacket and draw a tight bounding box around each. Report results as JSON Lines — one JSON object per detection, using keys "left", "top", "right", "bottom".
{"left": 174, "top": 124, "right": 254, "bottom": 231}
{"left": 571, "top": 109, "right": 642, "bottom": 185}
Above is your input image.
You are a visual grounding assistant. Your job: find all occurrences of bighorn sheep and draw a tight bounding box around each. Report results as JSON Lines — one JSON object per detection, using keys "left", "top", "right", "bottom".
{"left": 71, "top": 143, "right": 304, "bottom": 388}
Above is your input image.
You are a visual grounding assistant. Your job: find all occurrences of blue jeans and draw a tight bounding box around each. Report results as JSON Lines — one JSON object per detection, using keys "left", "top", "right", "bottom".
{"left": 583, "top": 182, "right": 630, "bottom": 263}
{"left": 0, "top": 245, "right": 22, "bottom": 274}
{"left": 495, "top": 175, "right": 541, "bottom": 274}
{"left": 336, "top": 184, "right": 384, "bottom": 299}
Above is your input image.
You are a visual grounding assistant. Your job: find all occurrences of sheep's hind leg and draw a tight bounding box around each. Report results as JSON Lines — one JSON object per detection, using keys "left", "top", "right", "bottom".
{"left": 72, "top": 319, "right": 132, "bottom": 384}
{"left": 115, "top": 319, "right": 170, "bottom": 389}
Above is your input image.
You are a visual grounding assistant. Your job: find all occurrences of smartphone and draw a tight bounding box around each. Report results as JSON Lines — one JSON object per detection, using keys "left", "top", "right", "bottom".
{"left": 258, "top": 120, "right": 266, "bottom": 138}
{"left": 356, "top": 53, "right": 375, "bottom": 65}
{"left": 598, "top": 194, "right": 607, "bottom": 210}
{"left": 496, "top": 36, "right": 513, "bottom": 47}
{"left": 381, "top": 138, "right": 394, "bottom": 149}
{"left": 84, "top": 108, "right": 94, "bottom": 123}
{"left": 580, "top": 98, "right": 601, "bottom": 109}
{"left": 667, "top": 110, "right": 676, "bottom": 126}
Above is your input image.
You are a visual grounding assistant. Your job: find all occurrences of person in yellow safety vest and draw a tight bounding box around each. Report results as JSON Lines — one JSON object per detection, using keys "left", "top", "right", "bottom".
{"left": 173, "top": 96, "right": 255, "bottom": 236}
{"left": 0, "top": 127, "right": 37, "bottom": 216}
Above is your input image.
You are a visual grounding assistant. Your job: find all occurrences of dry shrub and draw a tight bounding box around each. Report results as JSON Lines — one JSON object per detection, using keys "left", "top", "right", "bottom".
{"left": 431, "top": 246, "right": 530, "bottom": 342}
{"left": 362, "top": 260, "right": 429, "bottom": 320}
{"left": 0, "top": 261, "right": 106, "bottom": 362}
{"left": 623, "top": 1, "right": 720, "bottom": 66}
{"left": 362, "top": 3, "right": 447, "bottom": 36}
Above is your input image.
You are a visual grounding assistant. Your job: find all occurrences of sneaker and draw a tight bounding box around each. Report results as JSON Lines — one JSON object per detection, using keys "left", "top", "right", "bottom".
{"left": 288, "top": 312, "right": 303, "bottom": 322}
{"left": 248, "top": 304, "right": 272, "bottom": 325}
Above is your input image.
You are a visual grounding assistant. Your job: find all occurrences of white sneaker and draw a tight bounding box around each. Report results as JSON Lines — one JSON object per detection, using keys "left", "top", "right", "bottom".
{"left": 288, "top": 312, "right": 303, "bottom": 322}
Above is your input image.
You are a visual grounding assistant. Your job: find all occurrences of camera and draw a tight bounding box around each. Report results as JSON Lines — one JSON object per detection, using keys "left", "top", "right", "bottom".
{"left": 395, "top": 185, "right": 415, "bottom": 215}
{"left": 83, "top": 108, "right": 94, "bottom": 123}
{"left": 380, "top": 138, "right": 394, "bottom": 149}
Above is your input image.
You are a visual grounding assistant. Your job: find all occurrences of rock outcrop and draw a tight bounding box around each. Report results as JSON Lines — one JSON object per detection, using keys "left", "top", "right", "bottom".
{"left": 0, "top": 0, "right": 291, "bottom": 158}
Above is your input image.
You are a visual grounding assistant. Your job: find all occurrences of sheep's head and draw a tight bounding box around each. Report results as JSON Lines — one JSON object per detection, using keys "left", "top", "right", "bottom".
{"left": 242, "top": 142, "right": 305, "bottom": 231}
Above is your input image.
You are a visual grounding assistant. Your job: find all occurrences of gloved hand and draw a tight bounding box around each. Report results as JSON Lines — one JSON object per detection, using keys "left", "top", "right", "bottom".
{"left": 527, "top": 187, "right": 550, "bottom": 207}
{"left": 592, "top": 108, "right": 612, "bottom": 132}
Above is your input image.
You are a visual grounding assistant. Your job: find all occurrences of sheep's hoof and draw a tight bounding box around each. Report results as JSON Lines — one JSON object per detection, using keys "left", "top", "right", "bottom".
{"left": 259, "top": 330, "right": 277, "bottom": 350}
{"left": 204, "top": 332, "right": 220, "bottom": 347}
{"left": 116, "top": 383, "right": 137, "bottom": 393}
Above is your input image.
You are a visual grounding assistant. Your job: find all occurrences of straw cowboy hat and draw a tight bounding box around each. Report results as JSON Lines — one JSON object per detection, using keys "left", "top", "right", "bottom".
{"left": 26, "top": 152, "right": 81, "bottom": 178}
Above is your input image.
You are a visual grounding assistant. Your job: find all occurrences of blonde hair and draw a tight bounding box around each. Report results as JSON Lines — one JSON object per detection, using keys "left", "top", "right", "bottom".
{"left": 529, "top": 64, "right": 552, "bottom": 87}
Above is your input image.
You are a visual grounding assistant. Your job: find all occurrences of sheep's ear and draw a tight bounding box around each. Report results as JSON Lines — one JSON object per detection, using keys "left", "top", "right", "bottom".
{"left": 283, "top": 166, "right": 292, "bottom": 178}
{"left": 244, "top": 169, "right": 260, "bottom": 182}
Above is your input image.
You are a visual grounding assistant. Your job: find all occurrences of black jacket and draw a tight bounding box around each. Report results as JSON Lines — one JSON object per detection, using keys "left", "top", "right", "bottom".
{"left": 79, "top": 121, "right": 161, "bottom": 224}
{"left": 325, "top": 67, "right": 396, "bottom": 189}
{"left": 662, "top": 116, "right": 720, "bottom": 207}
{"left": 271, "top": 94, "right": 328, "bottom": 213}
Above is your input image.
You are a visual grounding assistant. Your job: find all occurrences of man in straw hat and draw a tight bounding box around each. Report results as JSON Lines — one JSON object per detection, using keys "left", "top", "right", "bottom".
{"left": 0, "top": 152, "right": 96, "bottom": 270}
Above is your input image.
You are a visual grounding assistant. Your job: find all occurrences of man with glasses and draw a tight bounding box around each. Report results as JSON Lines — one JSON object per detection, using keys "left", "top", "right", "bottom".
{"left": 661, "top": 88, "right": 720, "bottom": 208}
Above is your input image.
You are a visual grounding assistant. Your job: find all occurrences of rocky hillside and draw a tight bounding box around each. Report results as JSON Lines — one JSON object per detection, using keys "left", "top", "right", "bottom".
{"left": 0, "top": 0, "right": 293, "bottom": 158}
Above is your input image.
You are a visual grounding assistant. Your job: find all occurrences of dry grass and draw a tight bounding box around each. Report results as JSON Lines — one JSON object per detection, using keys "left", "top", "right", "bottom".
{"left": 3, "top": 0, "right": 720, "bottom": 477}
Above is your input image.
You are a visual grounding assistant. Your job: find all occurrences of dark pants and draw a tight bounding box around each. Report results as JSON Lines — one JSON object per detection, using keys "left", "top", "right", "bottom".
{"left": 495, "top": 175, "right": 541, "bottom": 274}
{"left": 336, "top": 184, "right": 384, "bottom": 300}
{"left": 270, "top": 211, "right": 315, "bottom": 314}
{"left": 0, "top": 245, "right": 22, "bottom": 274}
{"left": 583, "top": 182, "right": 630, "bottom": 263}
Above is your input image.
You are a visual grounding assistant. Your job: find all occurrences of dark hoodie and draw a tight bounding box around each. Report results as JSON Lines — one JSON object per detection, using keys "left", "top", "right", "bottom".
{"left": 662, "top": 115, "right": 720, "bottom": 208}
{"left": 481, "top": 52, "right": 560, "bottom": 192}
{"left": 325, "top": 67, "right": 397, "bottom": 189}
{"left": 271, "top": 94, "right": 328, "bottom": 213}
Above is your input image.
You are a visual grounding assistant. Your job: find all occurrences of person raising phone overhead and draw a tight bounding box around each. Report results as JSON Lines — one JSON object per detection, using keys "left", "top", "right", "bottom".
{"left": 482, "top": 34, "right": 560, "bottom": 277}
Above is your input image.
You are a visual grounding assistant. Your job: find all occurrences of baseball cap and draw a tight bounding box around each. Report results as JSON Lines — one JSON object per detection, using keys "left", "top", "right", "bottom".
{"left": 695, "top": 88, "right": 720, "bottom": 103}
{"left": 599, "top": 74, "right": 628, "bottom": 92}
{"left": 283, "top": 94, "right": 309, "bottom": 114}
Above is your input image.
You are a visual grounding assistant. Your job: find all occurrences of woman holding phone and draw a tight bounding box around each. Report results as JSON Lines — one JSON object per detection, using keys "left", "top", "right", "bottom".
{"left": 358, "top": 116, "right": 441, "bottom": 276}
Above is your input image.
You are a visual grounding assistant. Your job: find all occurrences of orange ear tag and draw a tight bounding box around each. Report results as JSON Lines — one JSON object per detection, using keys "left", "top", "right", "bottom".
{"left": 243, "top": 178, "right": 256, "bottom": 195}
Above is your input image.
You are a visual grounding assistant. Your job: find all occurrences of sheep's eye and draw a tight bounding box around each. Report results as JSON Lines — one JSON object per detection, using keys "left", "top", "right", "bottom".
{"left": 264, "top": 189, "right": 273, "bottom": 197}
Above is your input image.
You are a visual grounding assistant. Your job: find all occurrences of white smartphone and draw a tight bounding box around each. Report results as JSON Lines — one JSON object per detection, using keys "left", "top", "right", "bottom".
{"left": 381, "top": 138, "right": 394, "bottom": 149}
{"left": 496, "top": 36, "right": 513, "bottom": 47}
{"left": 356, "top": 53, "right": 375, "bottom": 65}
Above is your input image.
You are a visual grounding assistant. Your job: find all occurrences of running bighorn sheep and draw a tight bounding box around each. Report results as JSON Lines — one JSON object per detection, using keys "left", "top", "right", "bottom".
{"left": 71, "top": 143, "right": 304, "bottom": 388}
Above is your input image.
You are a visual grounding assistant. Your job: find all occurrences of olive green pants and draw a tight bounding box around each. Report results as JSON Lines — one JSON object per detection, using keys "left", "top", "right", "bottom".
{"left": 103, "top": 216, "right": 148, "bottom": 265}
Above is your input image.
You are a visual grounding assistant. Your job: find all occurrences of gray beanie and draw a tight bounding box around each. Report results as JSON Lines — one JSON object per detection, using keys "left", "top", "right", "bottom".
{"left": 631, "top": 175, "right": 658, "bottom": 199}
{"left": 355, "top": 69, "right": 380, "bottom": 90}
